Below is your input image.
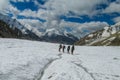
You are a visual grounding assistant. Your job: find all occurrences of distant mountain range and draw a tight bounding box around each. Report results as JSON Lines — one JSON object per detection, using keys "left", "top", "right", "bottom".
{"left": 0, "top": 13, "right": 78, "bottom": 44}
{"left": 1, "top": 13, "right": 120, "bottom": 46}
{"left": 75, "top": 22, "right": 120, "bottom": 46}
{"left": 40, "top": 28, "right": 79, "bottom": 44}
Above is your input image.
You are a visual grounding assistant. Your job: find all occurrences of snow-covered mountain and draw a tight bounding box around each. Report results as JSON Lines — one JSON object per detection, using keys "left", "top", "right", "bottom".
{"left": 40, "top": 28, "right": 79, "bottom": 44}
{"left": 0, "top": 19, "right": 23, "bottom": 38}
{"left": 0, "top": 13, "right": 26, "bottom": 33}
{"left": 0, "top": 13, "right": 41, "bottom": 40}
{"left": 75, "top": 22, "right": 120, "bottom": 46}
{"left": 0, "top": 13, "right": 79, "bottom": 44}
{"left": 21, "top": 23, "right": 79, "bottom": 44}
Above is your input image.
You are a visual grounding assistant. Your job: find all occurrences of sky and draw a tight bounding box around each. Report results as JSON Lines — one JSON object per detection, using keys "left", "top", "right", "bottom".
{"left": 0, "top": 0, "right": 120, "bottom": 38}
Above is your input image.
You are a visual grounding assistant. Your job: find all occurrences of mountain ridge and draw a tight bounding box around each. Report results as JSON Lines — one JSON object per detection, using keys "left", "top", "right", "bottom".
{"left": 0, "top": 13, "right": 79, "bottom": 44}
{"left": 75, "top": 22, "right": 120, "bottom": 46}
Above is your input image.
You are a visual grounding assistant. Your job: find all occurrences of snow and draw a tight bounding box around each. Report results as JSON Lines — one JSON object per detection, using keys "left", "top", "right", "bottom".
{"left": 41, "top": 54, "right": 94, "bottom": 80}
{"left": 86, "top": 38, "right": 105, "bottom": 46}
{"left": 23, "top": 23, "right": 43, "bottom": 37}
{"left": 75, "top": 46, "right": 120, "bottom": 80}
{"left": 45, "top": 28, "right": 60, "bottom": 37}
{"left": 102, "top": 27, "right": 110, "bottom": 38}
{"left": 108, "top": 37, "right": 116, "bottom": 41}
{"left": 0, "top": 38, "right": 120, "bottom": 80}
{"left": 88, "top": 34, "right": 94, "bottom": 37}
{"left": 0, "top": 38, "right": 59, "bottom": 80}
{"left": 111, "top": 26, "right": 117, "bottom": 34}
{"left": 115, "top": 22, "right": 120, "bottom": 28}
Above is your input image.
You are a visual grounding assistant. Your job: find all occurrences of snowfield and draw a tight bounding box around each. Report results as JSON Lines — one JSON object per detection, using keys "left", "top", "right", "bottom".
{"left": 0, "top": 38, "right": 120, "bottom": 80}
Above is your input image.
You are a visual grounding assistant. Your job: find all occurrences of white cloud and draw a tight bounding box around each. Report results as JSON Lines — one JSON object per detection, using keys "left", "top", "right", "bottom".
{"left": 7, "top": 0, "right": 109, "bottom": 24}
{"left": 19, "top": 9, "right": 49, "bottom": 20}
{"left": 103, "top": 2, "right": 120, "bottom": 13}
{"left": 0, "top": 0, "right": 9, "bottom": 12}
{"left": 7, "top": 4, "right": 20, "bottom": 18}
{"left": 18, "top": 18, "right": 44, "bottom": 29}
{"left": 35, "top": 0, "right": 108, "bottom": 30}
{"left": 11, "top": 0, "right": 30, "bottom": 2}
{"left": 113, "top": 17, "right": 120, "bottom": 23}
{"left": 77, "top": 21, "right": 108, "bottom": 32}
{"left": 19, "top": 9, "right": 37, "bottom": 17}
{"left": 61, "top": 20, "right": 108, "bottom": 31}
{"left": 74, "top": 21, "right": 109, "bottom": 37}
{"left": 47, "top": 20, "right": 109, "bottom": 38}
{"left": 44, "top": 0, "right": 106, "bottom": 16}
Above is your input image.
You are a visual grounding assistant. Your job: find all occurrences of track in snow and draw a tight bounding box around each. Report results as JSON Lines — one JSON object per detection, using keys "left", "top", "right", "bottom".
{"left": 33, "top": 53, "right": 62, "bottom": 80}
{"left": 34, "top": 53, "right": 96, "bottom": 80}
{"left": 73, "top": 62, "right": 96, "bottom": 80}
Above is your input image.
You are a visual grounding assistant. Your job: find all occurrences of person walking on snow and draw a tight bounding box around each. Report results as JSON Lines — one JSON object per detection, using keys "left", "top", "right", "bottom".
{"left": 71, "top": 45, "right": 75, "bottom": 55}
{"left": 62, "top": 45, "right": 66, "bottom": 53}
{"left": 59, "top": 44, "right": 62, "bottom": 52}
{"left": 67, "top": 45, "right": 70, "bottom": 53}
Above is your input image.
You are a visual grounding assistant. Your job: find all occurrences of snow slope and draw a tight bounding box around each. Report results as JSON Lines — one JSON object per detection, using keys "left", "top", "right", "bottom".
{"left": 0, "top": 38, "right": 59, "bottom": 80}
{"left": 0, "top": 38, "right": 120, "bottom": 80}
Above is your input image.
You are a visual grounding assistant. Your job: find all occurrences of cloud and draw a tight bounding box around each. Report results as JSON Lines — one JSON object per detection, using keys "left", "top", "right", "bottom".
{"left": 34, "top": 0, "right": 108, "bottom": 30}
{"left": 47, "top": 20, "right": 109, "bottom": 38}
{"left": 113, "top": 17, "right": 120, "bottom": 23}
{"left": 19, "top": 9, "right": 48, "bottom": 20}
{"left": 44, "top": 0, "right": 106, "bottom": 16}
{"left": 11, "top": 0, "right": 30, "bottom": 2}
{"left": 77, "top": 21, "right": 108, "bottom": 32}
{"left": 6, "top": 4, "right": 20, "bottom": 18}
{"left": 78, "top": 21, "right": 108, "bottom": 37}
{"left": 8, "top": 0, "right": 109, "bottom": 21}
{"left": 103, "top": 2, "right": 120, "bottom": 13}
{"left": 0, "top": 0, "right": 9, "bottom": 12}
{"left": 19, "top": 9, "right": 37, "bottom": 17}
{"left": 61, "top": 20, "right": 108, "bottom": 31}
{"left": 18, "top": 18, "right": 44, "bottom": 29}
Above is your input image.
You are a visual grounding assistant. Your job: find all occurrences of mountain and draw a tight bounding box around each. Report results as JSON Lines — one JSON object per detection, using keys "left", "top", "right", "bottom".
{"left": 0, "top": 20, "right": 23, "bottom": 38}
{"left": 0, "top": 13, "right": 78, "bottom": 44}
{"left": 75, "top": 22, "right": 120, "bottom": 46}
{"left": 0, "top": 14, "right": 39, "bottom": 40}
{"left": 40, "top": 28, "right": 79, "bottom": 44}
{"left": 21, "top": 23, "right": 79, "bottom": 44}
{"left": 0, "top": 13, "right": 40, "bottom": 40}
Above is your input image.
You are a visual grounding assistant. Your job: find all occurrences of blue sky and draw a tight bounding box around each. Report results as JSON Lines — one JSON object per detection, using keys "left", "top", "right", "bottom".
{"left": 10, "top": 1, "right": 38, "bottom": 11}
